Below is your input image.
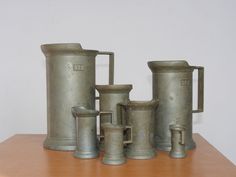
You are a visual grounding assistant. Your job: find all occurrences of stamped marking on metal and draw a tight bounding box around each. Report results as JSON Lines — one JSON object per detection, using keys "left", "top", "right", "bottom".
{"left": 73, "top": 64, "right": 84, "bottom": 71}
{"left": 180, "top": 79, "right": 191, "bottom": 86}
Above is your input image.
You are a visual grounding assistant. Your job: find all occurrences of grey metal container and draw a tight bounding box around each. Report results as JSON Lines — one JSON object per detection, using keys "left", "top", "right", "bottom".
{"left": 72, "top": 106, "right": 99, "bottom": 159}
{"left": 96, "top": 84, "right": 132, "bottom": 150}
{"left": 102, "top": 123, "right": 132, "bottom": 165}
{"left": 169, "top": 124, "right": 186, "bottom": 158}
{"left": 120, "top": 100, "right": 158, "bottom": 159}
{"left": 41, "top": 43, "right": 114, "bottom": 151}
{"left": 148, "top": 60, "right": 204, "bottom": 151}
{"left": 95, "top": 84, "right": 132, "bottom": 125}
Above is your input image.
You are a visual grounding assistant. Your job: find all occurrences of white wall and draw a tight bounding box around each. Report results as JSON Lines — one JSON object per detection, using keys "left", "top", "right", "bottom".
{"left": 1, "top": 0, "right": 236, "bottom": 164}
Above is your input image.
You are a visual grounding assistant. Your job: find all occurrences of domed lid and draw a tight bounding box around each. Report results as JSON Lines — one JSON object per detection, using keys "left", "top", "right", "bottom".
{"left": 148, "top": 60, "right": 194, "bottom": 73}
{"left": 41, "top": 43, "right": 99, "bottom": 56}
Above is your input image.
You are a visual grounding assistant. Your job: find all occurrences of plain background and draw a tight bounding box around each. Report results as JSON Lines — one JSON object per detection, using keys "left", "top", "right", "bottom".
{"left": 0, "top": 0, "right": 236, "bottom": 165}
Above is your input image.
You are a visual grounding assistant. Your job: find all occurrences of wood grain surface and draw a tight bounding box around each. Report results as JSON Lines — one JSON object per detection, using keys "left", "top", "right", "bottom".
{"left": 0, "top": 134, "right": 235, "bottom": 177}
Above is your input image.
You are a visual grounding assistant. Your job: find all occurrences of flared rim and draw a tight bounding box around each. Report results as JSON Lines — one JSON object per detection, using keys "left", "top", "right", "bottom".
{"left": 121, "top": 99, "right": 159, "bottom": 109}
{"left": 169, "top": 124, "right": 186, "bottom": 131}
{"left": 96, "top": 84, "right": 133, "bottom": 93}
{"left": 71, "top": 106, "right": 99, "bottom": 117}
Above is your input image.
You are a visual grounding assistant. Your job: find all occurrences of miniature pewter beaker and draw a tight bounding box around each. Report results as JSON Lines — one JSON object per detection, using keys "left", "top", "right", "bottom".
{"left": 169, "top": 124, "right": 186, "bottom": 158}
{"left": 72, "top": 106, "right": 99, "bottom": 159}
{"left": 148, "top": 60, "right": 204, "bottom": 151}
{"left": 41, "top": 43, "right": 114, "bottom": 151}
{"left": 120, "top": 100, "right": 159, "bottom": 159}
{"left": 102, "top": 123, "right": 132, "bottom": 165}
{"left": 95, "top": 84, "right": 132, "bottom": 150}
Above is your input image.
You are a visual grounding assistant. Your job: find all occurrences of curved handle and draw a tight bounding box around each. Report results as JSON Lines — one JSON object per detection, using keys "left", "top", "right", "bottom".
{"left": 124, "top": 126, "right": 133, "bottom": 144}
{"left": 192, "top": 66, "right": 204, "bottom": 113}
{"left": 97, "top": 51, "right": 114, "bottom": 85}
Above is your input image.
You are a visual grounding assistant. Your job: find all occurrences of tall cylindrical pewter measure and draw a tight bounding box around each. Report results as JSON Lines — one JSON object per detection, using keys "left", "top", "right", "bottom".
{"left": 72, "top": 106, "right": 99, "bottom": 159}
{"left": 41, "top": 43, "right": 114, "bottom": 151}
{"left": 96, "top": 84, "right": 132, "bottom": 150}
{"left": 148, "top": 60, "right": 204, "bottom": 151}
{"left": 120, "top": 100, "right": 158, "bottom": 159}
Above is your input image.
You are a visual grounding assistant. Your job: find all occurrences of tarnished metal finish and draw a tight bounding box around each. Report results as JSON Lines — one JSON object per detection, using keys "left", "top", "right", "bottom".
{"left": 169, "top": 124, "right": 186, "bottom": 158}
{"left": 41, "top": 43, "right": 114, "bottom": 151}
{"left": 148, "top": 60, "right": 204, "bottom": 151}
{"left": 96, "top": 84, "right": 132, "bottom": 150}
{"left": 71, "top": 107, "right": 99, "bottom": 159}
{"left": 121, "top": 100, "right": 158, "bottom": 159}
{"left": 95, "top": 84, "right": 132, "bottom": 125}
{"left": 102, "top": 123, "right": 126, "bottom": 165}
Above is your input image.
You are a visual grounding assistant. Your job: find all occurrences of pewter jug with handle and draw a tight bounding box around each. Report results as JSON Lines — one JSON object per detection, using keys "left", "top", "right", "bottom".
{"left": 148, "top": 60, "right": 204, "bottom": 151}
{"left": 41, "top": 43, "right": 114, "bottom": 151}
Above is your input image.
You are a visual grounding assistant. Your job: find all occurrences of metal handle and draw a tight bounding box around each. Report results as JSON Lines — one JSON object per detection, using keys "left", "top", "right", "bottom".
{"left": 98, "top": 111, "right": 113, "bottom": 139}
{"left": 180, "top": 130, "right": 185, "bottom": 145}
{"left": 123, "top": 125, "right": 132, "bottom": 144}
{"left": 97, "top": 51, "right": 114, "bottom": 85}
{"left": 192, "top": 66, "right": 204, "bottom": 113}
{"left": 117, "top": 103, "right": 127, "bottom": 126}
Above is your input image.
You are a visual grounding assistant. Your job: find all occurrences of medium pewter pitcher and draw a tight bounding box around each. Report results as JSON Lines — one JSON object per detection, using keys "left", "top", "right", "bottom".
{"left": 96, "top": 84, "right": 132, "bottom": 150}
{"left": 41, "top": 43, "right": 114, "bottom": 151}
{"left": 148, "top": 60, "right": 204, "bottom": 151}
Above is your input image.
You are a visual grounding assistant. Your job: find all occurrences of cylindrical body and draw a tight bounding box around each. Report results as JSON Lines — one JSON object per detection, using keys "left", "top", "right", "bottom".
{"left": 41, "top": 43, "right": 113, "bottom": 151}
{"left": 102, "top": 123, "right": 126, "bottom": 165}
{"left": 123, "top": 100, "right": 158, "bottom": 159}
{"left": 96, "top": 85, "right": 132, "bottom": 150}
{"left": 72, "top": 107, "right": 99, "bottom": 159}
{"left": 169, "top": 124, "right": 186, "bottom": 158}
{"left": 96, "top": 85, "right": 132, "bottom": 125}
{"left": 148, "top": 60, "right": 200, "bottom": 151}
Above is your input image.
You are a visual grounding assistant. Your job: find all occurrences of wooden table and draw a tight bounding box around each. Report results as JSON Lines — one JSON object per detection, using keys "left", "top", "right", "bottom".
{"left": 0, "top": 134, "right": 235, "bottom": 177}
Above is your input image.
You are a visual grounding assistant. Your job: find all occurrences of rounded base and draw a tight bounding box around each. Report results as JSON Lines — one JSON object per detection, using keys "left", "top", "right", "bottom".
{"left": 43, "top": 137, "right": 76, "bottom": 151}
{"left": 169, "top": 151, "right": 187, "bottom": 158}
{"left": 73, "top": 150, "right": 99, "bottom": 159}
{"left": 126, "top": 148, "right": 156, "bottom": 160}
{"left": 102, "top": 156, "right": 126, "bottom": 165}
{"left": 155, "top": 140, "right": 196, "bottom": 151}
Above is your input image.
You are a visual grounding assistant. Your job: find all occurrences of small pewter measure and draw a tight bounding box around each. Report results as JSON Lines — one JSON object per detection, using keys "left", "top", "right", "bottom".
{"left": 72, "top": 106, "right": 99, "bottom": 159}
{"left": 169, "top": 124, "right": 187, "bottom": 158}
{"left": 102, "top": 123, "right": 132, "bottom": 165}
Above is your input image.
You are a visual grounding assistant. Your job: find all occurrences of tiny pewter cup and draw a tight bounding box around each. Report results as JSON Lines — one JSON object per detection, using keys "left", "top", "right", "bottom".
{"left": 169, "top": 124, "right": 187, "bottom": 158}
{"left": 120, "top": 100, "right": 159, "bottom": 159}
{"left": 102, "top": 123, "right": 132, "bottom": 165}
{"left": 72, "top": 106, "right": 99, "bottom": 159}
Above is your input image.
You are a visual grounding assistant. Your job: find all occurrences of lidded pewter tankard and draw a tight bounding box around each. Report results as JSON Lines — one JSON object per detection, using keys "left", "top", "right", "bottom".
{"left": 148, "top": 60, "right": 204, "bottom": 151}
{"left": 41, "top": 43, "right": 114, "bottom": 151}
